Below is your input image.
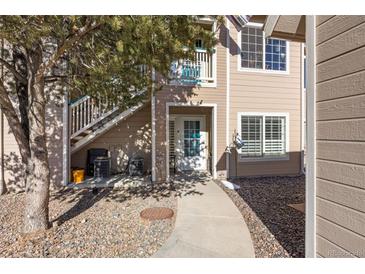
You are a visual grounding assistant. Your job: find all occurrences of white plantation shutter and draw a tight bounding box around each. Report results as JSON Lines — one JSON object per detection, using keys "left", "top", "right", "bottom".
{"left": 240, "top": 114, "right": 287, "bottom": 159}
{"left": 265, "top": 116, "right": 286, "bottom": 155}
{"left": 169, "top": 120, "right": 175, "bottom": 159}
{"left": 241, "top": 116, "right": 263, "bottom": 157}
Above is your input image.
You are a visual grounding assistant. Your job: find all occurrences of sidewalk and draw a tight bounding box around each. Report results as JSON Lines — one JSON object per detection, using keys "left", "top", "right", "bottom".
{"left": 154, "top": 176, "right": 255, "bottom": 258}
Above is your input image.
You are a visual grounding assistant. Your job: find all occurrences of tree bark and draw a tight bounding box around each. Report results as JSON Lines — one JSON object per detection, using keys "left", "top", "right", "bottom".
{"left": 23, "top": 51, "right": 50, "bottom": 233}
{"left": 0, "top": 111, "right": 7, "bottom": 195}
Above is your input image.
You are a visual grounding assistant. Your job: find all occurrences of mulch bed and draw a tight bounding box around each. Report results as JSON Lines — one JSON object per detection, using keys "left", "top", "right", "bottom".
{"left": 216, "top": 175, "right": 305, "bottom": 258}
{"left": 0, "top": 185, "right": 177, "bottom": 258}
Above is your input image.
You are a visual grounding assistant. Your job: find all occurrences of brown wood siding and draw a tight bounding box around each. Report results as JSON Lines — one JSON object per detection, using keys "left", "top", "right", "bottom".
{"left": 71, "top": 105, "right": 152, "bottom": 175}
{"left": 316, "top": 15, "right": 365, "bottom": 257}
{"left": 228, "top": 20, "right": 302, "bottom": 177}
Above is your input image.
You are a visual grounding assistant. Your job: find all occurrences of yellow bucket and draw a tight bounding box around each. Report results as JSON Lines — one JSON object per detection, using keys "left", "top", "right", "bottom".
{"left": 72, "top": 169, "right": 85, "bottom": 184}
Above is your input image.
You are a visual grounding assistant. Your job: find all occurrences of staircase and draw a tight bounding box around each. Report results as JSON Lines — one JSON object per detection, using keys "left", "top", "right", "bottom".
{"left": 70, "top": 95, "right": 145, "bottom": 154}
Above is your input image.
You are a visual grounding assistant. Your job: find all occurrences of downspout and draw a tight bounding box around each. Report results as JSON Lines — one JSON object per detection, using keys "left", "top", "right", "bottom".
{"left": 305, "top": 15, "right": 317, "bottom": 258}
{"left": 225, "top": 17, "right": 230, "bottom": 179}
{"left": 300, "top": 43, "right": 306, "bottom": 174}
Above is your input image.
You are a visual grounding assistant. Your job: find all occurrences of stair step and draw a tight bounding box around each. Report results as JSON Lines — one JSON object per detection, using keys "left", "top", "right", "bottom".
{"left": 71, "top": 101, "right": 146, "bottom": 154}
{"left": 73, "top": 136, "right": 84, "bottom": 141}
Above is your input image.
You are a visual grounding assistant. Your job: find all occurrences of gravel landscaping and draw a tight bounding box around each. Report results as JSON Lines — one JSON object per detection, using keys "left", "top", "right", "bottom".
{"left": 217, "top": 175, "right": 305, "bottom": 258}
{"left": 0, "top": 183, "right": 177, "bottom": 258}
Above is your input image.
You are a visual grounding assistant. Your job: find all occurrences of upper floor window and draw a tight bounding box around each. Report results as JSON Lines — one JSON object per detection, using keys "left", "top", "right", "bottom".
{"left": 195, "top": 39, "right": 204, "bottom": 49}
{"left": 240, "top": 26, "right": 288, "bottom": 72}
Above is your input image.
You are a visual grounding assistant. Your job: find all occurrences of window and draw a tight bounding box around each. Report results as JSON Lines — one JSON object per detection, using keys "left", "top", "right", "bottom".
{"left": 195, "top": 39, "right": 203, "bottom": 49}
{"left": 264, "top": 116, "right": 286, "bottom": 155}
{"left": 240, "top": 116, "right": 263, "bottom": 157}
{"left": 265, "top": 39, "right": 287, "bottom": 71}
{"left": 240, "top": 26, "right": 288, "bottom": 72}
{"left": 240, "top": 27, "right": 263, "bottom": 69}
{"left": 238, "top": 113, "right": 288, "bottom": 160}
{"left": 184, "top": 120, "right": 201, "bottom": 157}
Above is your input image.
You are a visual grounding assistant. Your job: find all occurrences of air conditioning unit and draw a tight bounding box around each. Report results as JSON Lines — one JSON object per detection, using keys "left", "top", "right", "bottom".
{"left": 94, "top": 157, "right": 111, "bottom": 178}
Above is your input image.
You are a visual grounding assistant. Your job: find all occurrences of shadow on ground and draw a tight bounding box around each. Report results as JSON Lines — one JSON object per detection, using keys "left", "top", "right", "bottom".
{"left": 51, "top": 171, "right": 210, "bottom": 226}
{"left": 231, "top": 175, "right": 305, "bottom": 257}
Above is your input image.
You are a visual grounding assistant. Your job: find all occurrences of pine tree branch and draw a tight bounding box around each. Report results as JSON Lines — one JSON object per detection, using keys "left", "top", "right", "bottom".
{"left": 0, "top": 57, "right": 27, "bottom": 84}
{"left": 38, "top": 19, "right": 101, "bottom": 78}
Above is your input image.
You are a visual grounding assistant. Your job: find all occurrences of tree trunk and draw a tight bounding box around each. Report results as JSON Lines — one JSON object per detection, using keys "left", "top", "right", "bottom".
{"left": 0, "top": 111, "right": 6, "bottom": 195}
{"left": 0, "top": 179, "right": 6, "bottom": 195}
{"left": 23, "top": 152, "right": 50, "bottom": 232}
{"left": 23, "top": 100, "right": 50, "bottom": 231}
{"left": 23, "top": 58, "right": 50, "bottom": 233}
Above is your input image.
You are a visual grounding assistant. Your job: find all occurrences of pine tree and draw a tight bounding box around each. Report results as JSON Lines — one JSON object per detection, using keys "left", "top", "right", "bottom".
{"left": 0, "top": 16, "right": 220, "bottom": 233}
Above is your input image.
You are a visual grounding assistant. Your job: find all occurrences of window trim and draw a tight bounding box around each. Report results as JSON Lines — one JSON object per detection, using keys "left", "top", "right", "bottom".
{"left": 237, "top": 26, "right": 290, "bottom": 75}
{"left": 237, "top": 112, "right": 290, "bottom": 162}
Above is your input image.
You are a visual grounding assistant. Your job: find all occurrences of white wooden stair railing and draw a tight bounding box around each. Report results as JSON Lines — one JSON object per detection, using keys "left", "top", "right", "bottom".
{"left": 69, "top": 95, "right": 118, "bottom": 139}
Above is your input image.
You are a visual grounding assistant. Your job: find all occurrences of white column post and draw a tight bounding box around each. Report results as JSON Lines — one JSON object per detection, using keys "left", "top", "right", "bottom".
{"left": 151, "top": 68, "right": 156, "bottom": 182}
{"left": 0, "top": 109, "right": 4, "bottom": 189}
{"left": 62, "top": 84, "right": 70, "bottom": 186}
{"left": 305, "top": 15, "right": 317, "bottom": 258}
{"left": 225, "top": 17, "right": 231, "bottom": 179}
{"left": 0, "top": 38, "right": 5, "bottom": 190}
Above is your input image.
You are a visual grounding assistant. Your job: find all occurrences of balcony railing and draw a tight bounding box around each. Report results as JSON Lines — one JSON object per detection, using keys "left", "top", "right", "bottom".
{"left": 69, "top": 96, "right": 118, "bottom": 138}
{"left": 170, "top": 49, "right": 215, "bottom": 85}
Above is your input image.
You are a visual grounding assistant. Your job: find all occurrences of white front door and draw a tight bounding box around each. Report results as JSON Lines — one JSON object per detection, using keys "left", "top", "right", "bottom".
{"left": 175, "top": 116, "right": 207, "bottom": 171}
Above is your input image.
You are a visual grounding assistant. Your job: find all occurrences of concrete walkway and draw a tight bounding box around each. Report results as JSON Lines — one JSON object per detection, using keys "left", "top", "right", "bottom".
{"left": 154, "top": 174, "right": 255, "bottom": 258}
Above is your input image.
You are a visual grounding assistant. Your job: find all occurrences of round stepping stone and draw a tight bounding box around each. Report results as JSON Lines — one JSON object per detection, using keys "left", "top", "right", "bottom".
{"left": 140, "top": 207, "right": 174, "bottom": 221}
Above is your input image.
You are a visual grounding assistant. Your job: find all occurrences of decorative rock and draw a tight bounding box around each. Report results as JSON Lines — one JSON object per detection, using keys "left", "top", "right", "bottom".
{"left": 216, "top": 175, "right": 305, "bottom": 258}
{"left": 0, "top": 185, "right": 177, "bottom": 258}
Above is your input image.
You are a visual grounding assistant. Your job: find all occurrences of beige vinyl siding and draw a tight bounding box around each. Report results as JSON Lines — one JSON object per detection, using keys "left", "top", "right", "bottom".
{"left": 228, "top": 20, "right": 302, "bottom": 177}
{"left": 315, "top": 15, "right": 365, "bottom": 258}
{"left": 0, "top": 89, "right": 65, "bottom": 190}
{"left": 154, "top": 24, "right": 228, "bottom": 181}
{"left": 2, "top": 113, "right": 25, "bottom": 191}
{"left": 46, "top": 92, "right": 65, "bottom": 186}
{"left": 71, "top": 105, "right": 152, "bottom": 175}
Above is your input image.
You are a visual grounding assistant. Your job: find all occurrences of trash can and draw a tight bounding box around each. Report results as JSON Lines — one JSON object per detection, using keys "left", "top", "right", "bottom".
{"left": 72, "top": 168, "right": 85, "bottom": 184}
